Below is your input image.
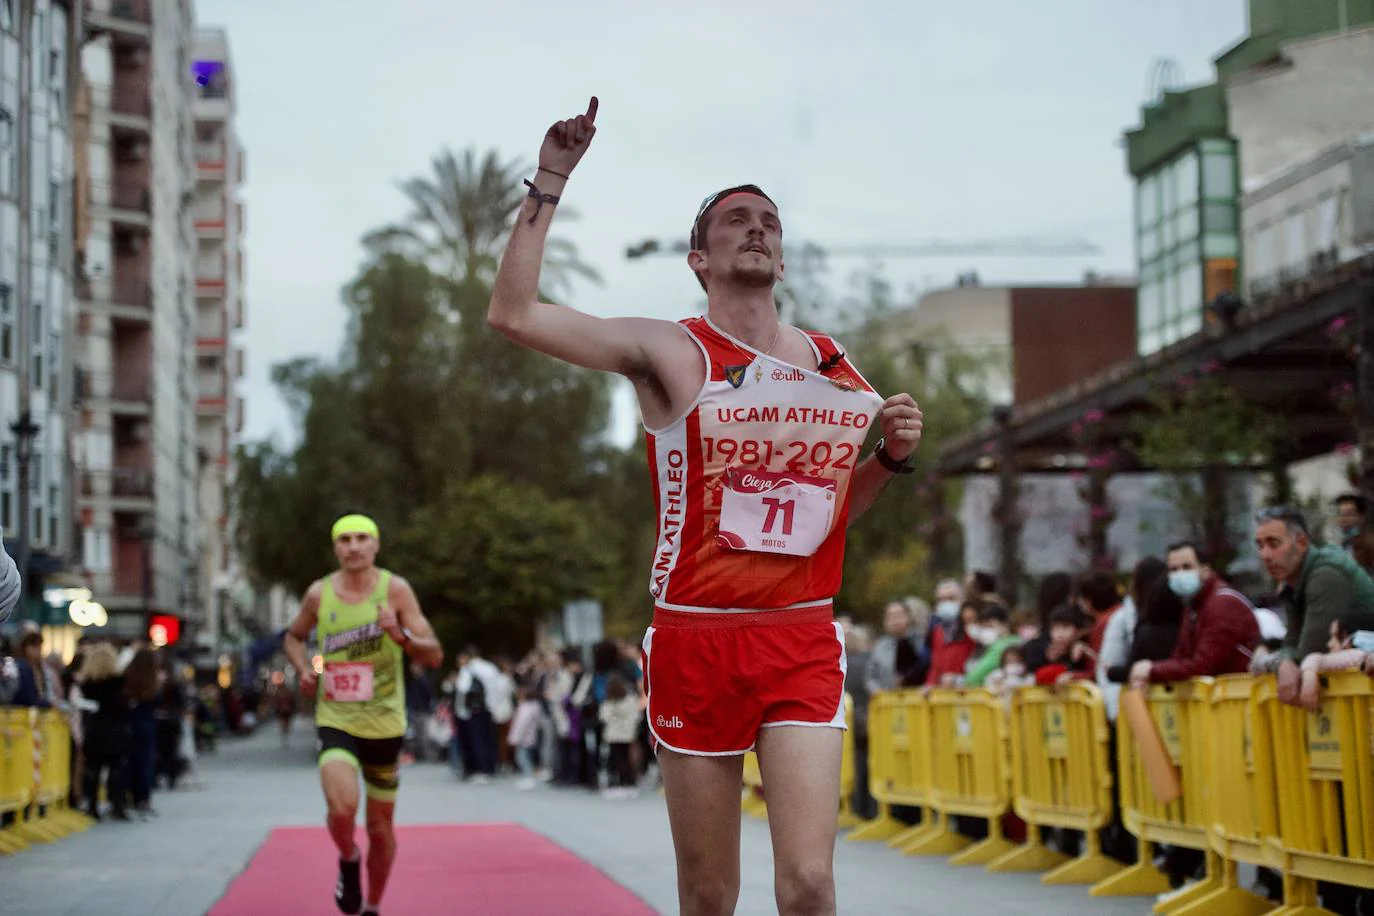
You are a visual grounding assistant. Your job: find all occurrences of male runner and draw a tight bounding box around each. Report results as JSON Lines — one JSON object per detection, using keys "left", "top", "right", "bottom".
{"left": 284, "top": 514, "right": 444, "bottom": 916}
{"left": 489, "top": 97, "right": 924, "bottom": 916}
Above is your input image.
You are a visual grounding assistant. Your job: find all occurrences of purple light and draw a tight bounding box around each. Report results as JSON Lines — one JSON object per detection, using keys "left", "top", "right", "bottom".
{"left": 191, "top": 60, "right": 223, "bottom": 87}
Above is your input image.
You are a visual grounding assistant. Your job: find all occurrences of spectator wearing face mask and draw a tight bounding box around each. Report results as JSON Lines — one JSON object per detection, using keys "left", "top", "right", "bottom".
{"left": 962, "top": 602, "right": 1022, "bottom": 688}
{"left": 928, "top": 601, "right": 980, "bottom": 687}
{"left": 1033, "top": 606, "right": 1096, "bottom": 685}
{"left": 1129, "top": 541, "right": 1258, "bottom": 688}
{"left": 867, "top": 600, "right": 930, "bottom": 692}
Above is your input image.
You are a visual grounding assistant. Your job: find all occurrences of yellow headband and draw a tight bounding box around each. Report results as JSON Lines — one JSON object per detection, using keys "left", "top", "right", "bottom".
{"left": 331, "top": 514, "right": 379, "bottom": 541}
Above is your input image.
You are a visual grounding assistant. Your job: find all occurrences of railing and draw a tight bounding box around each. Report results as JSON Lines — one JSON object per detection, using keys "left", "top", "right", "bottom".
{"left": 196, "top": 142, "right": 226, "bottom": 165}
{"left": 110, "top": 182, "right": 150, "bottom": 213}
{"left": 109, "top": 0, "right": 152, "bottom": 24}
{"left": 113, "top": 281, "right": 152, "bottom": 308}
{"left": 112, "top": 467, "right": 153, "bottom": 497}
{"left": 110, "top": 85, "right": 151, "bottom": 118}
{"left": 111, "top": 377, "right": 151, "bottom": 402}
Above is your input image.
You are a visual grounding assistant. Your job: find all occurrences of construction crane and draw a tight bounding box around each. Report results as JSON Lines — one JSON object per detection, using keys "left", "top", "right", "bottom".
{"left": 625, "top": 237, "right": 1103, "bottom": 260}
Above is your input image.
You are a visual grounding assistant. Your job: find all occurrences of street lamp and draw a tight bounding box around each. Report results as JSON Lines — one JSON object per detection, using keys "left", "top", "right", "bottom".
{"left": 10, "top": 411, "right": 41, "bottom": 601}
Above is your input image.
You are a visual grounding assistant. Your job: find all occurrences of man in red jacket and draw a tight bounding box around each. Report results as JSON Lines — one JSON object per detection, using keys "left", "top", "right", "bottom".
{"left": 1130, "top": 541, "right": 1259, "bottom": 686}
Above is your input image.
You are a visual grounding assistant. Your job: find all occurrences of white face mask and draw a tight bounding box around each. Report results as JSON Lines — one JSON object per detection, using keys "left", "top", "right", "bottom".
{"left": 969, "top": 625, "right": 998, "bottom": 647}
{"left": 935, "top": 600, "right": 960, "bottom": 620}
{"left": 1004, "top": 663, "right": 1026, "bottom": 678}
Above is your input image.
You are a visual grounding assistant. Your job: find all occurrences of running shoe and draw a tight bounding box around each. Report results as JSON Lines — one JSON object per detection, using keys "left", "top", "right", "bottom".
{"left": 335, "top": 852, "right": 362, "bottom": 914}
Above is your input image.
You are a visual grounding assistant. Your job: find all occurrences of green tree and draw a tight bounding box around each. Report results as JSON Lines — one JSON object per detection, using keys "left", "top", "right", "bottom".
{"left": 1133, "top": 369, "right": 1277, "bottom": 569}
{"left": 393, "top": 475, "right": 614, "bottom": 656}
{"left": 363, "top": 147, "right": 600, "bottom": 299}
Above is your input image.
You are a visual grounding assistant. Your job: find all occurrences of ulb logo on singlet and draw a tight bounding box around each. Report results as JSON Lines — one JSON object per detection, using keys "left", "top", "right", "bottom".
{"left": 724, "top": 364, "right": 749, "bottom": 389}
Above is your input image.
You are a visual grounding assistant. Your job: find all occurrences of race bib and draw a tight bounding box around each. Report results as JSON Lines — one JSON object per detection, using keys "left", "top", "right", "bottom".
{"left": 716, "top": 466, "right": 837, "bottom": 557}
{"left": 323, "top": 662, "right": 374, "bottom": 703}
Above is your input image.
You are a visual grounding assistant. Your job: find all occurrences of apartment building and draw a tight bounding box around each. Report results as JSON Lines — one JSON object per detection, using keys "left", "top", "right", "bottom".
{"left": 0, "top": 1, "right": 78, "bottom": 617}
{"left": 73, "top": 0, "right": 201, "bottom": 638}
{"left": 191, "top": 25, "right": 244, "bottom": 653}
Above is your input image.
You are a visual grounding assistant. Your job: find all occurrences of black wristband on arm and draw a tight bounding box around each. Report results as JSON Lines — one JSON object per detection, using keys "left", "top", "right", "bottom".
{"left": 523, "top": 180, "right": 561, "bottom": 225}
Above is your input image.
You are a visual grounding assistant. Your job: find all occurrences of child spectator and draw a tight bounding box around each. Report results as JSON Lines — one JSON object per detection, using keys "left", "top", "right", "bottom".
{"left": 1034, "top": 606, "right": 1095, "bottom": 686}
{"left": 598, "top": 674, "right": 641, "bottom": 798}
{"left": 1297, "top": 610, "right": 1374, "bottom": 710}
{"left": 507, "top": 685, "right": 543, "bottom": 790}
{"left": 985, "top": 645, "right": 1035, "bottom": 697}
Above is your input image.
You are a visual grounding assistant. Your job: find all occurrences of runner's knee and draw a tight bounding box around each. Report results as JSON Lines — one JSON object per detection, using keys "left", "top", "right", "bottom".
{"left": 365, "top": 814, "right": 395, "bottom": 845}
{"left": 679, "top": 875, "right": 737, "bottom": 916}
{"left": 775, "top": 859, "right": 834, "bottom": 915}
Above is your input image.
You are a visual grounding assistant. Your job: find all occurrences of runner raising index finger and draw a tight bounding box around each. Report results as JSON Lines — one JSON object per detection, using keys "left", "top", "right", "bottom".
{"left": 489, "top": 97, "right": 924, "bottom": 916}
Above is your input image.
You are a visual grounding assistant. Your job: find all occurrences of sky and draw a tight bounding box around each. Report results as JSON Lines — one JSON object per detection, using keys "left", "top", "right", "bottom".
{"left": 195, "top": 0, "right": 1248, "bottom": 450}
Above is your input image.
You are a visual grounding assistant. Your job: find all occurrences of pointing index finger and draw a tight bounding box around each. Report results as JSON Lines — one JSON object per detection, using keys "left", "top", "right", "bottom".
{"left": 586, "top": 96, "right": 599, "bottom": 123}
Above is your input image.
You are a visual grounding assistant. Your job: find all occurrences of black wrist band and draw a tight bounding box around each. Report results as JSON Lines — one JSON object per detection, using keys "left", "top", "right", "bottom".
{"left": 874, "top": 437, "right": 915, "bottom": 474}
{"left": 537, "top": 166, "right": 569, "bottom": 179}
{"left": 523, "top": 179, "right": 560, "bottom": 225}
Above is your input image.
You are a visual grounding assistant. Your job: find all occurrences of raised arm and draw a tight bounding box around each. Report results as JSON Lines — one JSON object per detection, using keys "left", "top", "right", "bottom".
{"left": 488, "top": 96, "right": 679, "bottom": 378}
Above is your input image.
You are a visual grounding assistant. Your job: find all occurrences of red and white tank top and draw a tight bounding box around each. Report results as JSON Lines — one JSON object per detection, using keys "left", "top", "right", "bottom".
{"left": 644, "top": 316, "right": 884, "bottom": 613}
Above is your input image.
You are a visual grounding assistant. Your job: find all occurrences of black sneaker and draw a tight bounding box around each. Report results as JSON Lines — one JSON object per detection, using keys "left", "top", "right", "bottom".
{"left": 335, "top": 853, "right": 362, "bottom": 914}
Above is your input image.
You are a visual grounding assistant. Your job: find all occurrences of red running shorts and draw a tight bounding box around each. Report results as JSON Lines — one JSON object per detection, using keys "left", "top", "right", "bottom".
{"left": 641, "top": 604, "right": 848, "bottom": 756}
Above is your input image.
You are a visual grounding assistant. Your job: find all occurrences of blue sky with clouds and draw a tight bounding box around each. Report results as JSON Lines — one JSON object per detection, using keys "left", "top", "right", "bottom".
{"left": 196, "top": 0, "right": 1247, "bottom": 448}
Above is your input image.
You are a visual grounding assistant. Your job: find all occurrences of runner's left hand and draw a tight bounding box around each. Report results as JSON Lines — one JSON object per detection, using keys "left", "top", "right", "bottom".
{"left": 377, "top": 605, "right": 405, "bottom": 643}
{"left": 879, "top": 394, "right": 923, "bottom": 462}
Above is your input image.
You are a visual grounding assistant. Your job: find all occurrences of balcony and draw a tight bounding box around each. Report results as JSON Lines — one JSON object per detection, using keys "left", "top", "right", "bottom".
{"left": 80, "top": 278, "right": 152, "bottom": 324}
{"left": 111, "top": 377, "right": 152, "bottom": 415}
{"left": 197, "top": 396, "right": 228, "bottom": 418}
{"left": 196, "top": 143, "right": 226, "bottom": 182}
{"left": 79, "top": 467, "right": 154, "bottom": 514}
{"left": 85, "top": 0, "right": 152, "bottom": 44}
{"left": 75, "top": 370, "right": 152, "bottom": 415}
{"left": 195, "top": 270, "right": 226, "bottom": 300}
{"left": 109, "top": 85, "right": 151, "bottom": 135}
{"left": 109, "top": 182, "right": 152, "bottom": 230}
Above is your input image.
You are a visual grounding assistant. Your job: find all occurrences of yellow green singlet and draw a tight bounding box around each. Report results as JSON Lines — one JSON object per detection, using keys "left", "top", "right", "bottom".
{"left": 314, "top": 569, "right": 406, "bottom": 740}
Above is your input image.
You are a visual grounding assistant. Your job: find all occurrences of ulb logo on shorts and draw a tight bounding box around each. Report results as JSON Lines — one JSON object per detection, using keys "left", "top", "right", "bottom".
{"left": 655, "top": 715, "right": 683, "bottom": 729}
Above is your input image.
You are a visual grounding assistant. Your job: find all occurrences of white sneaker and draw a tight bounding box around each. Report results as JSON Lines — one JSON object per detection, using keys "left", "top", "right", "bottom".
{"left": 516, "top": 778, "right": 537, "bottom": 791}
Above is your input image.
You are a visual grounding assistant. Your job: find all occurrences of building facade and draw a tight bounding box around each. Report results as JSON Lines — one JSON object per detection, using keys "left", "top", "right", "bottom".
{"left": 0, "top": 0, "right": 78, "bottom": 618}
{"left": 73, "top": 0, "right": 201, "bottom": 639}
{"left": 1125, "top": 0, "right": 1374, "bottom": 358}
{"left": 191, "top": 25, "right": 245, "bottom": 653}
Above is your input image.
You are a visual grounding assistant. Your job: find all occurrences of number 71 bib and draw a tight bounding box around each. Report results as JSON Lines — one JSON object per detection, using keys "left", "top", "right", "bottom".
{"left": 716, "top": 466, "right": 837, "bottom": 557}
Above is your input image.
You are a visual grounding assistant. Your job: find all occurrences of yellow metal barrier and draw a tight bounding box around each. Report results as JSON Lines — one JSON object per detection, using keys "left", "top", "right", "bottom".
{"left": 1106, "top": 680, "right": 1271, "bottom": 915}
{"left": 997, "top": 682, "right": 1126, "bottom": 885}
{"left": 1265, "top": 670, "right": 1374, "bottom": 914}
{"left": 741, "top": 693, "right": 857, "bottom": 826}
{"left": 0, "top": 706, "right": 91, "bottom": 855}
{"left": 0, "top": 707, "right": 33, "bottom": 855}
{"left": 849, "top": 689, "right": 965, "bottom": 854}
{"left": 916, "top": 687, "right": 1014, "bottom": 866}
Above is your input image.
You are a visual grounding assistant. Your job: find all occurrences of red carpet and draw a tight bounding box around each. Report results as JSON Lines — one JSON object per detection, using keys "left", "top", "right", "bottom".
{"left": 209, "top": 823, "right": 658, "bottom": 915}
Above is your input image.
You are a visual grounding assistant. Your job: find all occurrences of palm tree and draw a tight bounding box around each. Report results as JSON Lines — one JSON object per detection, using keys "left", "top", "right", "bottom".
{"left": 363, "top": 147, "right": 601, "bottom": 301}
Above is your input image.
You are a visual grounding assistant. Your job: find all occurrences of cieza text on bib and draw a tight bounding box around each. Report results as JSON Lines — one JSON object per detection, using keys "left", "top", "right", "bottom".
{"left": 716, "top": 466, "right": 836, "bottom": 557}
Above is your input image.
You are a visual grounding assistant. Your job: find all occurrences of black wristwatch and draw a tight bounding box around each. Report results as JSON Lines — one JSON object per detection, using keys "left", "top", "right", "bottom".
{"left": 874, "top": 437, "right": 916, "bottom": 474}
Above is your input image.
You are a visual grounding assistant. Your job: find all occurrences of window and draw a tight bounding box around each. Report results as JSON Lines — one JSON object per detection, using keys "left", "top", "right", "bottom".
{"left": 0, "top": 446, "right": 9, "bottom": 480}
{"left": 0, "top": 283, "right": 11, "bottom": 362}
{"left": 31, "top": 11, "right": 44, "bottom": 88}
{"left": 48, "top": 332, "right": 59, "bottom": 396}
{"left": 1, "top": 492, "right": 9, "bottom": 531}
{"left": 1175, "top": 151, "right": 1199, "bottom": 208}
{"left": 1284, "top": 211, "right": 1306, "bottom": 270}
{"left": 1202, "top": 148, "right": 1236, "bottom": 199}
{"left": 0, "top": 0, "right": 12, "bottom": 34}
{"left": 32, "top": 302, "right": 41, "bottom": 344}
{"left": 0, "top": 109, "right": 13, "bottom": 197}
{"left": 1314, "top": 195, "right": 1339, "bottom": 254}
